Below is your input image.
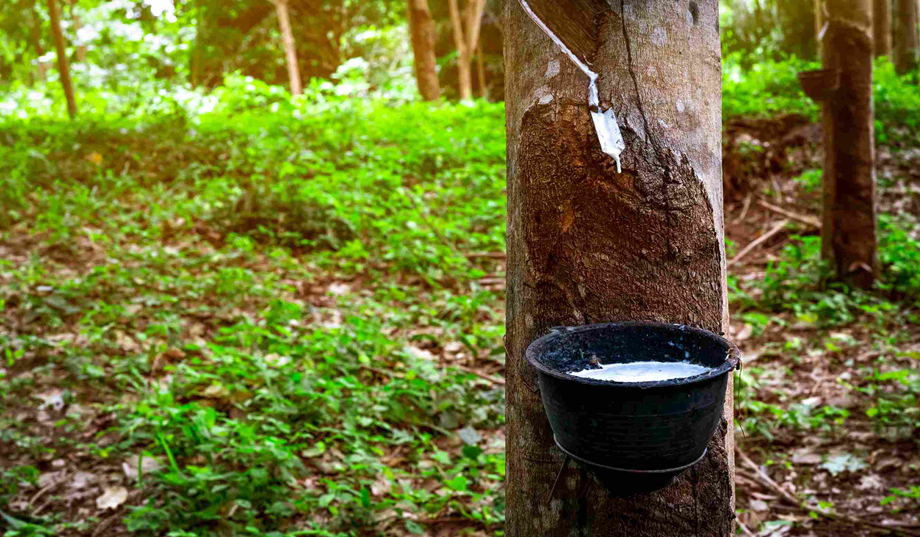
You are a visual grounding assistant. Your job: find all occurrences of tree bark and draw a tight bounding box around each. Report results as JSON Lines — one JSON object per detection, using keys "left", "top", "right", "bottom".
{"left": 407, "top": 0, "right": 440, "bottom": 101}
{"left": 504, "top": 1, "right": 733, "bottom": 536}
{"left": 874, "top": 0, "right": 893, "bottom": 57}
{"left": 47, "top": 0, "right": 77, "bottom": 119}
{"left": 821, "top": 0, "right": 877, "bottom": 288}
{"left": 449, "top": 0, "right": 485, "bottom": 100}
{"left": 272, "top": 0, "right": 302, "bottom": 96}
{"left": 894, "top": 0, "right": 919, "bottom": 73}
{"left": 475, "top": 41, "right": 487, "bottom": 98}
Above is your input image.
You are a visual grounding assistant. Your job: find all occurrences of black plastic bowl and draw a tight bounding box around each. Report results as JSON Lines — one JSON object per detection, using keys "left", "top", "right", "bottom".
{"left": 526, "top": 322, "right": 740, "bottom": 473}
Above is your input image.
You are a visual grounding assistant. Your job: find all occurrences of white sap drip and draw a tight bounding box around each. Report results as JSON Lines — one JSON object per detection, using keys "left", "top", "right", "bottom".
{"left": 570, "top": 361, "right": 713, "bottom": 382}
{"left": 518, "top": 0, "right": 626, "bottom": 173}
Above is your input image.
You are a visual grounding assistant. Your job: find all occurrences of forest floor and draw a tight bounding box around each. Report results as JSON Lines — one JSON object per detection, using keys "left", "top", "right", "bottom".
{"left": 1, "top": 99, "right": 919, "bottom": 537}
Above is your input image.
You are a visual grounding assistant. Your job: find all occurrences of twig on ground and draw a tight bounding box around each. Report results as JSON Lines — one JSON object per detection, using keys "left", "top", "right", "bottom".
{"left": 728, "top": 220, "right": 789, "bottom": 267}
{"left": 737, "top": 520, "right": 756, "bottom": 536}
{"left": 735, "top": 195, "right": 753, "bottom": 224}
{"left": 457, "top": 365, "right": 505, "bottom": 385}
{"left": 737, "top": 448, "right": 920, "bottom": 537}
{"left": 757, "top": 200, "right": 821, "bottom": 228}
{"left": 27, "top": 470, "right": 69, "bottom": 514}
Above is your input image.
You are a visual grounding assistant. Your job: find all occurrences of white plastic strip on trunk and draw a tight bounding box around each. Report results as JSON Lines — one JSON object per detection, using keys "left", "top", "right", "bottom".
{"left": 518, "top": 0, "right": 625, "bottom": 172}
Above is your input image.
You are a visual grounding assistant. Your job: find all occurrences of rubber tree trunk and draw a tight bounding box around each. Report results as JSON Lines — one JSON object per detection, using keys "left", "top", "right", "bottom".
{"left": 874, "top": 0, "right": 893, "bottom": 57}
{"left": 407, "top": 0, "right": 440, "bottom": 101}
{"left": 821, "top": 0, "right": 877, "bottom": 288}
{"left": 47, "top": 0, "right": 77, "bottom": 119}
{"left": 272, "top": 0, "right": 302, "bottom": 96}
{"left": 504, "top": 1, "right": 734, "bottom": 535}
{"left": 894, "top": 0, "right": 919, "bottom": 73}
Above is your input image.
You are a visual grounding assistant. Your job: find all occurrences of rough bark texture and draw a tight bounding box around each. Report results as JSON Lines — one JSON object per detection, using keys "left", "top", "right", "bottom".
{"left": 821, "top": 0, "right": 878, "bottom": 289}
{"left": 273, "top": 0, "right": 302, "bottom": 96}
{"left": 504, "top": 1, "right": 733, "bottom": 536}
{"left": 407, "top": 0, "right": 441, "bottom": 101}
{"left": 894, "top": 0, "right": 919, "bottom": 73}
{"left": 46, "top": 0, "right": 77, "bottom": 119}
{"left": 874, "top": 0, "right": 892, "bottom": 57}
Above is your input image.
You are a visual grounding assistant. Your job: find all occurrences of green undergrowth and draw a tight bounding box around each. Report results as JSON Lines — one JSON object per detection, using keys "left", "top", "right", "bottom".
{"left": 731, "top": 215, "right": 920, "bottom": 328}
{"left": 0, "top": 97, "right": 508, "bottom": 536}
{"left": 2, "top": 63, "right": 920, "bottom": 535}
{"left": 723, "top": 55, "right": 920, "bottom": 146}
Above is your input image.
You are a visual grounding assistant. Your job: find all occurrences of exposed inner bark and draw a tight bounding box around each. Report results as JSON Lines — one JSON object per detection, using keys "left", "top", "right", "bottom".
{"left": 505, "top": 1, "right": 733, "bottom": 535}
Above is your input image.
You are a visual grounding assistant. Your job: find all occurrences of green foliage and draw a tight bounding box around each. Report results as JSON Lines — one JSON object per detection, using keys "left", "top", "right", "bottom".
{"left": 720, "top": 0, "right": 817, "bottom": 62}
{"left": 0, "top": 82, "right": 507, "bottom": 535}
{"left": 723, "top": 56, "right": 920, "bottom": 149}
{"left": 733, "top": 217, "right": 920, "bottom": 328}
{"left": 735, "top": 368, "right": 850, "bottom": 441}
{"left": 873, "top": 60, "right": 920, "bottom": 146}
{"left": 858, "top": 362, "right": 920, "bottom": 437}
{"left": 793, "top": 169, "right": 822, "bottom": 193}
{"left": 723, "top": 54, "right": 819, "bottom": 120}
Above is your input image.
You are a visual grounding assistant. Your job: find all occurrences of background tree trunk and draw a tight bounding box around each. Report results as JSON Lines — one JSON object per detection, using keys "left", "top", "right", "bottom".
{"left": 504, "top": 1, "right": 734, "bottom": 535}
{"left": 27, "top": 0, "right": 48, "bottom": 83}
{"left": 47, "top": 0, "right": 77, "bottom": 119}
{"left": 449, "top": 0, "right": 485, "bottom": 100}
{"left": 894, "top": 0, "right": 919, "bottom": 73}
{"left": 272, "top": 0, "right": 302, "bottom": 96}
{"left": 821, "top": 0, "right": 877, "bottom": 288}
{"left": 407, "top": 0, "right": 440, "bottom": 101}
{"left": 874, "top": 0, "right": 893, "bottom": 57}
{"left": 475, "top": 40, "right": 487, "bottom": 98}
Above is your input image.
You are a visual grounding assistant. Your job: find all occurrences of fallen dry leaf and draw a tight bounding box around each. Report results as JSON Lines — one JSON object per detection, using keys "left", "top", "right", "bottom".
{"left": 96, "top": 486, "right": 128, "bottom": 510}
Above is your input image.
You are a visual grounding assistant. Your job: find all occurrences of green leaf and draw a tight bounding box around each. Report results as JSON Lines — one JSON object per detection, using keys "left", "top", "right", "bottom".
{"left": 445, "top": 475, "right": 468, "bottom": 492}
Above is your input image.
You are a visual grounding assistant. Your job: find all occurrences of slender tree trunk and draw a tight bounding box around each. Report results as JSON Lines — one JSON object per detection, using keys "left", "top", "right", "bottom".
{"left": 47, "top": 0, "right": 77, "bottom": 118}
{"left": 875, "top": 0, "right": 893, "bottom": 56}
{"left": 822, "top": 0, "right": 877, "bottom": 288}
{"left": 68, "top": 0, "right": 86, "bottom": 62}
{"left": 448, "top": 0, "right": 485, "bottom": 100}
{"left": 407, "top": 0, "right": 440, "bottom": 101}
{"left": 272, "top": 0, "right": 301, "bottom": 95}
{"left": 504, "top": 1, "right": 733, "bottom": 535}
{"left": 475, "top": 41, "right": 487, "bottom": 98}
{"left": 894, "top": 0, "right": 919, "bottom": 73}
{"left": 28, "top": 0, "right": 47, "bottom": 83}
